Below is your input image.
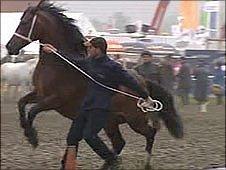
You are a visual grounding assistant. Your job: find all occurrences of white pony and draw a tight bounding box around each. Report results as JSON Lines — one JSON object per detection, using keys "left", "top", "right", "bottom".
{"left": 1, "top": 44, "right": 8, "bottom": 60}
{"left": 1, "top": 58, "right": 38, "bottom": 100}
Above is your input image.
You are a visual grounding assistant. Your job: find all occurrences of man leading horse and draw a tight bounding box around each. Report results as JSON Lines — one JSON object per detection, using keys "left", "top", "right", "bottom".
{"left": 42, "top": 37, "right": 156, "bottom": 170}
{"left": 5, "top": 1, "right": 183, "bottom": 168}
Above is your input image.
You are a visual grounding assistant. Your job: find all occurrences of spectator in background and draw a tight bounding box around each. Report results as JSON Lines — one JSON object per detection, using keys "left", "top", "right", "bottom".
{"left": 134, "top": 51, "right": 161, "bottom": 84}
{"left": 212, "top": 61, "right": 225, "bottom": 105}
{"left": 193, "top": 59, "right": 210, "bottom": 112}
{"left": 177, "top": 57, "right": 192, "bottom": 105}
{"left": 160, "top": 55, "right": 175, "bottom": 94}
{"left": 220, "top": 24, "right": 225, "bottom": 39}
{"left": 133, "top": 51, "right": 161, "bottom": 130}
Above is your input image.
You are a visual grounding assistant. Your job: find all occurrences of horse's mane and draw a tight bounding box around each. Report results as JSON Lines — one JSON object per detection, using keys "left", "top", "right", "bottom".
{"left": 38, "top": 2, "right": 86, "bottom": 51}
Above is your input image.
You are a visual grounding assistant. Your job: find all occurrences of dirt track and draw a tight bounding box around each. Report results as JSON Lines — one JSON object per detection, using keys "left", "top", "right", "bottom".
{"left": 1, "top": 93, "right": 225, "bottom": 170}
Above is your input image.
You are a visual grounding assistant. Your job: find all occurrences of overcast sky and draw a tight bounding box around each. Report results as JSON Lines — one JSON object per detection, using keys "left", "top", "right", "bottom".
{"left": 53, "top": 1, "right": 179, "bottom": 24}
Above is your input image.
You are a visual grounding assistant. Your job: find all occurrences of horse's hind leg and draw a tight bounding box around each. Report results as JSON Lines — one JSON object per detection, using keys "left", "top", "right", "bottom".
{"left": 124, "top": 113, "right": 157, "bottom": 165}
{"left": 104, "top": 115, "right": 126, "bottom": 155}
{"left": 27, "top": 94, "right": 62, "bottom": 126}
{"left": 18, "top": 91, "right": 38, "bottom": 128}
{"left": 25, "top": 94, "right": 62, "bottom": 148}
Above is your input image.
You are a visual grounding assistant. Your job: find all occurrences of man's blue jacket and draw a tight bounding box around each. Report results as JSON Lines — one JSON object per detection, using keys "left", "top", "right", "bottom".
{"left": 63, "top": 53, "right": 149, "bottom": 111}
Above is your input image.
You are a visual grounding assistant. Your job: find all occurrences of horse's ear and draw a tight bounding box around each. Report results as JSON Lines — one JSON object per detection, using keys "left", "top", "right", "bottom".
{"left": 37, "top": 0, "right": 45, "bottom": 7}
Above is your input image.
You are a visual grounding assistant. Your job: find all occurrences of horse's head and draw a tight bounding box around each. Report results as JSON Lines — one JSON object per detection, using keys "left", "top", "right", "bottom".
{"left": 6, "top": 0, "right": 86, "bottom": 56}
{"left": 6, "top": 6, "right": 39, "bottom": 55}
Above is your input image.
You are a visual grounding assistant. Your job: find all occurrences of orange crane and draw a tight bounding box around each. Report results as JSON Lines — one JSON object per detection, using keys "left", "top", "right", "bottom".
{"left": 150, "top": 0, "right": 170, "bottom": 34}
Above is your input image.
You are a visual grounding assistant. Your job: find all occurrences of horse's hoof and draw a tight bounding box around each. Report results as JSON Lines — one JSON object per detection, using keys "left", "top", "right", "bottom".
{"left": 19, "top": 117, "right": 27, "bottom": 129}
{"left": 24, "top": 125, "right": 39, "bottom": 148}
{"left": 60, "top": 160, "right": 65, "bottom": 170}
{"left": 144, "top": 163, "right": 152, "bottom": 170}
{"left": 146, "top": 153, "right": 152, "bottom": 165}
{"left": 100, "top": 156, "right": 121, "bottom": 170}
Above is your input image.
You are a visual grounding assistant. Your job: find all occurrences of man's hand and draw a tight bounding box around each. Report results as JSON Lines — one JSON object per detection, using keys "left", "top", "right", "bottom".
{"left": 142, "top": 96, "right": 155, "bottom": 108}
{"left": 42, "top": 44, "right": 57, "bottom": 53}
{"left": 137, "top": 96, "right": 163, "bottom": 112}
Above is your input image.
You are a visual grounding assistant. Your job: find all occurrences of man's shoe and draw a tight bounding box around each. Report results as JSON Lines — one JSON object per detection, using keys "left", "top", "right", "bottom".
{"left": 100, "top": 155, "right": 121, "bottom": 170}
{"left": 105, "top": 154, "right": 119, "bottom": 165}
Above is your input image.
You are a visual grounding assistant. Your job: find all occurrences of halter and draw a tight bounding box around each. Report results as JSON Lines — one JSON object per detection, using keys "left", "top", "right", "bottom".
{"left": 12, "top": 14, "right": 163, "bottom": 112}
{"left": 13, "top": 15, "right": 38, "bottom": 43}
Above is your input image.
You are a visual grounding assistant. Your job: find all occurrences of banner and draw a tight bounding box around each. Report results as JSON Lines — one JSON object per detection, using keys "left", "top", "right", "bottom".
{"left": 180, "top": 1, "right": 199, "bottom": 30}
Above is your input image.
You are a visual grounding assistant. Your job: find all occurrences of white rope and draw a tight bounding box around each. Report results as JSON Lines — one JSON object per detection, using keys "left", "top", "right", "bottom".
{"left": 11, "top": 15, "right": 163, "bottom": 112}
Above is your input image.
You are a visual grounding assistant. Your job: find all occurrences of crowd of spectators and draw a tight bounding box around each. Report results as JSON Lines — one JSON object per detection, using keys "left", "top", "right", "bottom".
{"left": 112, "top": 51, "right": 225, "bottom": 112}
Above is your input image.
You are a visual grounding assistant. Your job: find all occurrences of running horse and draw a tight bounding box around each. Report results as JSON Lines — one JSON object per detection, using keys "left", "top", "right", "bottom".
{"left": 6, "top": 0, "right": 183, "bottom": 165}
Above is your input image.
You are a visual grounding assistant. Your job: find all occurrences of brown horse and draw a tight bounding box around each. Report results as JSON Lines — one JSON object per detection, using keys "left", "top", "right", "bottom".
{"left": 6, "top": 0, "right": 183, "bottom": 164}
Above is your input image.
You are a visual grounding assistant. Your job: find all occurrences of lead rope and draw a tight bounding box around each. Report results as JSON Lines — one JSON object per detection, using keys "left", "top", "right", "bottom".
{"left": 12, "top": 15, "right": 163, "bottom": 112}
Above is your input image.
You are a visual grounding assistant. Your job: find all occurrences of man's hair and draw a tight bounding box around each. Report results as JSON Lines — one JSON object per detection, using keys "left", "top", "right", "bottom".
{"left": 90, "top": 37, "right": 108, "bottom": 54}
{"left": 141, "top": 51, "right": 152, "bottom": 57}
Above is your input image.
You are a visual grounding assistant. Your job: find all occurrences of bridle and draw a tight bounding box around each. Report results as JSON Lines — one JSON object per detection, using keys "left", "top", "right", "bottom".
{"left": 13, "top": 15, "right": 38, "bottom": 43}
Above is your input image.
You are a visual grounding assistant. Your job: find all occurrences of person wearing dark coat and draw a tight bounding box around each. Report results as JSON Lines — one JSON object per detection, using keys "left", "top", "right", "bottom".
{"left": 193, "top": 60, "right": 210, "bottom": 112}
{"left": 177, "top": 57, "right": 192, "bottom": 105}
{"left": 212, "top": 61, "right": 225, "bottom": 105}
{"left": 42, "top": 37, "right": 152, "bottom": 170}
{"left": 134, "top": 51, "right": 161, "bottom": 84}
{"left": 159, "top": 55, "right": 175, "bottom": 94}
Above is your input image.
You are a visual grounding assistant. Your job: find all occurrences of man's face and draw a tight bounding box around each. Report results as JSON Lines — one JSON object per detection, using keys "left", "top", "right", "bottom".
{"left": 142, "top": 55, "right": 152, "bottom": 63}
{"left": 87, "top": 45, "right": 99, "bottom": 58}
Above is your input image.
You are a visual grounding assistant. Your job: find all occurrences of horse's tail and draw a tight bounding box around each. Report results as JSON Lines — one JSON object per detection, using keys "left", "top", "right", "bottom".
{"left": 159, "top": 108, "right": 184, "bottom": 139}
{"left": 145, "top": 80, "right": 184, "bottom": 139}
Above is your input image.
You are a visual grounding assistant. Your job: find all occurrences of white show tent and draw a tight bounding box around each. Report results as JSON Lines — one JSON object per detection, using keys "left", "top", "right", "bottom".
{"left": 1, "top": 12, "right": 97, "bottom": 55}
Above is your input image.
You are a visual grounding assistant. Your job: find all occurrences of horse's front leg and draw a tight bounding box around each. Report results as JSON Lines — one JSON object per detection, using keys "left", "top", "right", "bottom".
{"left": 18, "top": 91, "right": 38, "bottom": 129}
{"left": 24, "top": 94, "right": 62, "bottom": 148}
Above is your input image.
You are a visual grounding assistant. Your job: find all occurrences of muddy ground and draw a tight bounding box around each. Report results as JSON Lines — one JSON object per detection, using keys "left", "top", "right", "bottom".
{"left": 1, "top": 92, "right": 225, "bottom": 170}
